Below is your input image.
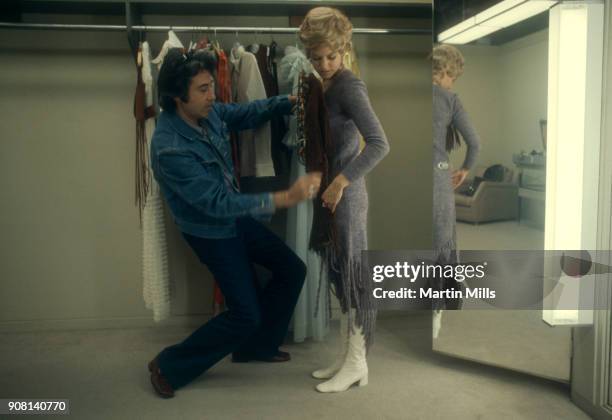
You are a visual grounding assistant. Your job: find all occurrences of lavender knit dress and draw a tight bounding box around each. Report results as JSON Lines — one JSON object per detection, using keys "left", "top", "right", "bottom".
{"left": 323, "top": 69, "right": 389, "bottom": 349}
{"left": 432, "top": 84, "right": 480, "bottom": 261}
{"left": 432, "top": 84, "right": 480, "bottom": 309}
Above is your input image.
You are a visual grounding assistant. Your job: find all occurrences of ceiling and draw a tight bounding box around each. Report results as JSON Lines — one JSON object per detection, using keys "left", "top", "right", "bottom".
{"left": 434, "top": 0, "right": 549, "bottom": 45}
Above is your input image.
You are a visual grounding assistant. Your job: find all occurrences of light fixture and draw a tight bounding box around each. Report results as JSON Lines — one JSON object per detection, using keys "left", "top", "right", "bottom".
{"left": 543, "top": 1, "right": 604, "bottom": 326}
{"left": 438, "top": 0, "right": 557, "bottom": 44}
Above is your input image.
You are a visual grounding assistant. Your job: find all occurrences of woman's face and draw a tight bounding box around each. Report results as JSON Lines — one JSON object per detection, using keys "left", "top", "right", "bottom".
{"left": 309, "top": 44, "right": 344, "bottom": 80}
{"left": 433, "top": 71, "right": 455, "bottom": 89}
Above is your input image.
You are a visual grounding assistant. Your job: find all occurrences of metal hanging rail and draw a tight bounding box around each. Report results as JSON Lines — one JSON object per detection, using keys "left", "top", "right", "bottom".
{"left": 0, "top": 22, "right": 431, "bottom": 35}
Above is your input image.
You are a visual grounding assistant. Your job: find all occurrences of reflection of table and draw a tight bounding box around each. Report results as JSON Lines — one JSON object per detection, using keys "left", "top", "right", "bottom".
{"left": 514, "top": 161, "right": 546, "bottom": 224}
{"left": 518, "top": 187, "right": 545, "bottom": 222}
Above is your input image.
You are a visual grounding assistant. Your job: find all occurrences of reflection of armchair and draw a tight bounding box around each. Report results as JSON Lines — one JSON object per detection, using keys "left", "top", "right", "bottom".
{"left": 455, "top": 165, "right": 518, "bottom": 224}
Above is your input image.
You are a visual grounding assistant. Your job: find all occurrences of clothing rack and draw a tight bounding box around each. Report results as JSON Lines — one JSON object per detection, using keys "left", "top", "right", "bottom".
{"left": 0, "top": 22, "right": 431, "bottom": 35}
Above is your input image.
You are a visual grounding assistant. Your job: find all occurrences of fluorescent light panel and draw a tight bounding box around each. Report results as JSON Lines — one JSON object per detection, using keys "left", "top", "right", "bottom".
{"left": 438, "top": 0, "right": 557, "bottom": 44}
{"left": 542, "top": 2, "right": 604, "bottom": 326}
{"left": 441, "top": 24, "right": 500, "bottom": 44}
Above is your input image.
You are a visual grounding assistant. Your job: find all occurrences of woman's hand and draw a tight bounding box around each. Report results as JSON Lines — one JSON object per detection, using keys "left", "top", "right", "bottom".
{"left": 452, "top": 168, "right": 469, "bottom": 189}
{"left": 274, "top": 172, "right": 322, "bottom": 208}
{"left": 321, "top": 174, "right": 350, "bottom": 213}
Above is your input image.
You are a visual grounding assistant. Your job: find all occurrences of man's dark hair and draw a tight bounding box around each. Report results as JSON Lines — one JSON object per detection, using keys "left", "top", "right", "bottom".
{"left": 157, "top": 48, "right": 217, "bottom": 112}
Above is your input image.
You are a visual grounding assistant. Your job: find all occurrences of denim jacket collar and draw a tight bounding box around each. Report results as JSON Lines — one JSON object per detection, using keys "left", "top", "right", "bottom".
{"left": 161, "top": 108, "right": 226, "bottom": 144}
{"left": 160, "top": 110, "right": 207, "bottom": 142}
{"left": 158, "top": 109, "right": 239, "bottom": 191}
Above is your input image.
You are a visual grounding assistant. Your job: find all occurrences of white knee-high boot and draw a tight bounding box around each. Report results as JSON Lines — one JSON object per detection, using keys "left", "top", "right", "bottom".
{"left": 315, "top": 321, "right": 368, "bottom": 393}
{"left": 312, "top": 311, "right": 348, "bottom": 379}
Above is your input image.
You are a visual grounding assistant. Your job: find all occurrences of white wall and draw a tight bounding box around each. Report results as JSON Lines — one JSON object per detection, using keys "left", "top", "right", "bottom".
{"left": 497, "top": 30, "right": 548, "bottom": 168}
{"left": 449, "top": 44, "right": 502, "bottom": 171}
{"left": 450, "top": 30, "right": 549, "bottom": 174}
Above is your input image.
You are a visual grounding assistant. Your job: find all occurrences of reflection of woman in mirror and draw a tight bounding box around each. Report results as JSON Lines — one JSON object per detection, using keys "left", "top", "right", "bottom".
{"left": 431, "top": 45, "right": 480, "bottom": 336}
{"left": 299, "top": 7, "right": 390, "bottom": 393}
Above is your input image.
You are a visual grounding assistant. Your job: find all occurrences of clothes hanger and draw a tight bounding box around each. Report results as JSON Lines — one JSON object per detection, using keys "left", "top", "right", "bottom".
{"left": 250, "top": 30, "right": 260, "bottom": 54}
{"left": 269, "top": 40, "right": 278, "bottom": 75}
{"left": 270, "top": 33, "right": 277, "bottom": 49}
{"left": 188, "top": 28, "right": 195, "bottom": 52}
{"left": 137, "top": 41, "right": 143, "bottom": 67}
{"left": 269, "top": 35, "right": 277, "bottom": 60}
{"left": 213, "top": 28, "right": 221, "bottom": 53}
{"left": 199, "top": 27, "right": 212, "bottom": 50}
{"left": 232, "top": 30, "right": 242, "bottom": 52}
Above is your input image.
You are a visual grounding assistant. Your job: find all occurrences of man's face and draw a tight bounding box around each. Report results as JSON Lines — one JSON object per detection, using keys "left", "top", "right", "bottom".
{"left": 177, "top": 70, "right": 216, "bottom": 120}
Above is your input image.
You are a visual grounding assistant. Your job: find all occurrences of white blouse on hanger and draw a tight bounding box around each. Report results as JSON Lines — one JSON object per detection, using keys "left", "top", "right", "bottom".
{"left": 142, "top": 40, "right": 171, "bottom": 322}
{"left": 151, "top": 30, "right": 184, "bottom": 70}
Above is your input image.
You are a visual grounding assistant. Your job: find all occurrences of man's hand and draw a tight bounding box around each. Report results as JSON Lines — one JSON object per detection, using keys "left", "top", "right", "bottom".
{"left": 274, "top": 172, "right": 322, "bottom": 208}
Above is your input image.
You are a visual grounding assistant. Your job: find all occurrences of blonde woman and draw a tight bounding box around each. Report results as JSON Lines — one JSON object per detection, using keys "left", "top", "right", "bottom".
{"left": 431, "top": 45, "right": 480, "bottom": 335}
{"left": 299, "top": 7, "right": 390, "bottom": 393}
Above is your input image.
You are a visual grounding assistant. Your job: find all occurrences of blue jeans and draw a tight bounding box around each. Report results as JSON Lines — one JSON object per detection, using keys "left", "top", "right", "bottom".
{"left": 157, "top": 217, "right": 306, "bottom": 390}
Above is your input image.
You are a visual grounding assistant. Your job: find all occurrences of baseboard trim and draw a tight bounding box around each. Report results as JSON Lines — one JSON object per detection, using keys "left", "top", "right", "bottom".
{"left": 0, "top": 314, "right": 212, "bottom": 333}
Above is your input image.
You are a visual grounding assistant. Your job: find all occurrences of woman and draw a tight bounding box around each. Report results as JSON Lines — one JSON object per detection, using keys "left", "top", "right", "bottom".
{"left": 431, "top": 44, "right": 480, "bottom": 336}
{"left": 299, "top": 7, "right": 390, "bottom": 393}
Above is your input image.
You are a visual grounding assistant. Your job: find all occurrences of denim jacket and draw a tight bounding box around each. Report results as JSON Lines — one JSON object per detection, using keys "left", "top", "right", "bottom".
{"left": 150, "top": 95, "right": 292, "bottom": 238}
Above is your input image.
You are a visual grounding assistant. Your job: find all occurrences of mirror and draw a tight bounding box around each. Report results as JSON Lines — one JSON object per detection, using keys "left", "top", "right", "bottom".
{"left": 432, "top": 3, "right": 571, "bottom": 381}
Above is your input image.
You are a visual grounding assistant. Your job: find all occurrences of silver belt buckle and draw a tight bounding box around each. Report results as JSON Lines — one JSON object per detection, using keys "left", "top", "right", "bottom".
{"left": 436, "top": 161, "right": 449, "bottom": 170}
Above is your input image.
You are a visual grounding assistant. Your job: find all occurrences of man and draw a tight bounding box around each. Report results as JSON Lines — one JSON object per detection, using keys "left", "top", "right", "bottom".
{"left": 148, "top": 49, "right": 321, "bottom": 398}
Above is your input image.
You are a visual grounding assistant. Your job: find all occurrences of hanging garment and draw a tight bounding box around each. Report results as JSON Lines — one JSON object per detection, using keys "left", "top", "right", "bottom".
{"left": 278, "top": 46, "right": 328, "bottom": 342}
{"left": 248, "top": 42, "right": 290, "bottom": 177}
{"left": 286, "top": 148, "right": 329, "bottom": 342}
{"left": 151, "top": 30, "right": 184, "bottom": 71}
{"left": 216, "top": 48, "right": 232, "bottom": 104}
{"left": 230, "top": 45, "right": 275, "bottom": 177}
{"left": 195, "top": 36, "right": 210, "bottom": 51}
{"left": 134, "top": 43, "right": 156, "bottom": 221}
{"left": 140, "top": 41, "right": 171, "bottom": 322}
{"left": 247, "top": 43, "right": 278, "bottom": 97}
{"left": 215, "top": 48, "right": 240, "bottom": 179}
{"left": 212, "top": 47, "right": 234, "bottom": 316}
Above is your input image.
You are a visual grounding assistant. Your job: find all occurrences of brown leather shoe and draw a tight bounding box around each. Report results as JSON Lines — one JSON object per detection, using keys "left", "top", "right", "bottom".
{"left": 232, "top": 350, "right": 291, "bottom": 363}
{"left": 148, "top": 356, "right": 175, "bottom": 399}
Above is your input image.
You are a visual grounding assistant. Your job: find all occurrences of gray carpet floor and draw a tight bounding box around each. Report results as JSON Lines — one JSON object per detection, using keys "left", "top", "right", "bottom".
{"left": 0, "top": 312, "right": 590, "bottom": 420}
